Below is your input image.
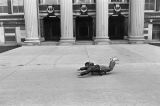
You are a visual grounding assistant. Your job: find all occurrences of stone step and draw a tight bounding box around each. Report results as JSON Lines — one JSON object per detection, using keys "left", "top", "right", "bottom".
{"left": 21, "top": 40, "right": 130, "bottom": 46}
{"left": 110, "top": 40, "right": 129, "bottom": 44}
{"left": 40, "top": 41, "right": 59, "bottom": 46}
{"left": 75, "top": 41, "right": 95, "bottom": 45}
{"left": 149, "top": 41, "right": 160, "bottom": 46}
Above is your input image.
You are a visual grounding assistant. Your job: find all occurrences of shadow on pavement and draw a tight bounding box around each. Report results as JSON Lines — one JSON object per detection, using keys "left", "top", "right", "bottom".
{"left": 149, "top": 43, "right": 160, "bottom": 47}
{"left": 0, "top": 45, "right": 21, "bottom": 53}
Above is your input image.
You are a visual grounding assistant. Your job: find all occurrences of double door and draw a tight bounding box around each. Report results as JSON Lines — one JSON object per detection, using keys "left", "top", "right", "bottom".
{"left": 76, "top": 16, "right": 93, "bottom": 40}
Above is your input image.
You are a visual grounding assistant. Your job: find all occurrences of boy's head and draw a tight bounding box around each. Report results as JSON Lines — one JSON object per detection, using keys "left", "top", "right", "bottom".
{"left": 85, "top": 62, "right": 94, "bottom": 67}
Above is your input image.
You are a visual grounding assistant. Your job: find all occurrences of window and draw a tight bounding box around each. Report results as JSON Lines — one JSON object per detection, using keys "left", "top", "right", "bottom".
{"left": 0, "top": 0, "right": 7, "bottom": 6}
{"left": 110, "top": 0, "right": 129, "bottom": 3}
{"left": 156, "top": 0, "right": 160, "bottom": 11}
{"left": 0, "top": 0, "right": 8, "bottom": 13}
{"left": 73, "top": 0, "right": 95, "bottom": 4}
{"left": 111, "top": 0, "right": 122, "bottom": 2}
{"left": 40, "top": 0, "right": 60, "bottom": 5}
{"left": 39, "top": 0, "right": 43, "bottom": 4}
{"left": 152, "top": 24, "right": 160, "bottom": 40}
{"left": 145, "top": 0, "right": 155, "bottom": 10}
{"left": 0, "top": 0, "right": 24, "bottom": 14}
{"left": 12, "top": 0, "right": 24, "bottom": 13}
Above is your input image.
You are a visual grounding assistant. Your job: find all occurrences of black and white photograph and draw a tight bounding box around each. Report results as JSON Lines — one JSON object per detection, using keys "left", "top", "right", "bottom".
{"left": 0, "top": 0, "right": 160, "bottom": 105}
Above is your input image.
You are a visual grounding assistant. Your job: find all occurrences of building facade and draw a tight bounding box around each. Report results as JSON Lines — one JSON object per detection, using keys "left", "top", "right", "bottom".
{"left": 0, "top": 0, "right": 160, "bottom": 45}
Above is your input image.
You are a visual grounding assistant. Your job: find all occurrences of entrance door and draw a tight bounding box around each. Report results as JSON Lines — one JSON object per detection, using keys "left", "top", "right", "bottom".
{"left": 76, "top": 16, "right": 93, "bottom": 40}
{"left": 43, "top": 16, "right": 60, "bottom": 41}
{"left": 153, "top": 24, "right": 160, "bottom": 40}
{"left": 109, "top": 14, "right": 125, "bottom": 40}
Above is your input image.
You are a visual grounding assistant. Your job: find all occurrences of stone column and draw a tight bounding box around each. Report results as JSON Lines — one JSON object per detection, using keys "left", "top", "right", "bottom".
{"left": 95, "top": 0, "right": 109, "bottom": 44}
{"left": 60, "top": 0, "right": 75, "bottom": 45}
{"left": 0, "top": 27, "right": 5, "bottom": 44}
{"left": 15, "top": 27, "right": 21, "bottom": 44}
{"left": 148, "top": 23, "right": 153, "bottom": 41}
{"left": 24, "top": 0, "right": 40, "bottom": 44}
{"left": 129, "top": 0, "right": 145, "bottom": 43}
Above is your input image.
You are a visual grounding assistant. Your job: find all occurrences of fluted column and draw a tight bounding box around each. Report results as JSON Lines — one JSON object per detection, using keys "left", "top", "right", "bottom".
{"left": 0, "top": 27, "right": 5, "bottom": 44}
{"left": 60, "top": 0, "right": 75, "bottom": 45}
{"left": 24, "top": 0, "right": 40, "bottom": 44}
{"left": 129, "top": 0, "right": 145, "bottom": 43}
{"left": 95, "top": 0, "right": 109, "bottom": 44}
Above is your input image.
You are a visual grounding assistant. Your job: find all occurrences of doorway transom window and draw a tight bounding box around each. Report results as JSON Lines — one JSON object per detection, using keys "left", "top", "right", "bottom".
{"left": 73, "top": 0, "right": 95, "bottom": 4}
{"left": 109, "top": 0, "right": 129, "bottom": 3}
{"left": 39, "top": 0, "right": 60, "bottom": 5}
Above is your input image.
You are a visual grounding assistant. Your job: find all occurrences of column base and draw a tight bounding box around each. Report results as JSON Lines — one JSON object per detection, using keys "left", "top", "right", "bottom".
{"left": 59, "top": 37, "right": 75, "bottom": 45}
{"left": 24, "top": 38, "right": 40, "bottom": 45}
{"left": 94, "top": 37, "right": 110, "bottom": 45}
{"left": 128, "top": 36, "right": 145, "bottom": 44}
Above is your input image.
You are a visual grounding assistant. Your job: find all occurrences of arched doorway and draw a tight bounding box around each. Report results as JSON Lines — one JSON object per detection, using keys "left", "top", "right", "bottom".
{"left": 43, "top": 16, "right": 60, "bottom": 41}
{"left": 76, "top": 16, "right": 93, "bottom": 40}
{"left": 109, "top": 14, "right": 125, "bottom": 40}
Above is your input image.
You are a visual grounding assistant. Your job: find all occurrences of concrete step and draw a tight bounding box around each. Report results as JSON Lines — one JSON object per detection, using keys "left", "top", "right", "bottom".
{"left": 110, "top": 40, "right": 129, "bottom": 44}
{"left": 149, "top": 41, "right": 160, "bottom": 46}
{"left": 40, "top": 41, "right": 59, "bottom": 46}
{"left": 75, "top": 41, "right": 94, "bottom": 45}
{"left": 21, "top": 40, "right": 130, "bottom": 46}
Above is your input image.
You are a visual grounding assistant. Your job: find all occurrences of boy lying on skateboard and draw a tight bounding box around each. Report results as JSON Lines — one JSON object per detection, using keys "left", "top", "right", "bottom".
{"left": 78, "top": 57, "right": 119, "bottom": 76}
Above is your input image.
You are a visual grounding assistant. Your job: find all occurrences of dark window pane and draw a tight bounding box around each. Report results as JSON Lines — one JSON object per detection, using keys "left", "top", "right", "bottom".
{"left": 73, "top": 0, "right": 95, "bottom": 4}
{"left": 13, "top": 6, "right": 18, "bottom": 13}
{"left": 156, "top": 0, "right": 160, "bottom": 11}
{"left": 145, "top": 0, "right": 155, "bottom": 10}
{"left": 0, "top": 6, "right": 8, "bottom": 13}
{"left": 0, "top": 1, "right": 8, "bottom": 13}
{"left": 43, "top": 0, "right": 60, "bottom": 4}
{"left": 111, "top": 0, "right": 122, "bottom": 2}
{"left": 150, "top": 4, "right": 155, "bottom": 10}
{"left": 13, "top": 0, "right": 24, "bottom": 13}
{"left": 153, "top": 25, "right": 160, "bottom": 40}
{"left": 4, "top": 28, "right": 15, "bottom": 33}
{"left": 13, "top": 6, "right": 24, "bottom": 13}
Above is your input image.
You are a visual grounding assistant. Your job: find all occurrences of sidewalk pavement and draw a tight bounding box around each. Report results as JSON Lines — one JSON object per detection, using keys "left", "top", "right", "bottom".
{"left": 0, "top": 44, "right": 160, "bottom": 106}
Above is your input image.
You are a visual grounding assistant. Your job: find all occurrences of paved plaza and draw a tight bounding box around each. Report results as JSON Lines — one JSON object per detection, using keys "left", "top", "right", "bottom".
{"left": 0, "top": 44, "right": 160, "bottom": 106}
